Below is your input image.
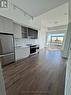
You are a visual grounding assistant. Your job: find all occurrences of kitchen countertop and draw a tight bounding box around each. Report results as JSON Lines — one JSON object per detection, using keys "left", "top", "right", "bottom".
{"left": 15, "top": 46, "right": 29, "bottom": 49}
{"left": 15, "top": 44, "right": 39, "bottom": 49}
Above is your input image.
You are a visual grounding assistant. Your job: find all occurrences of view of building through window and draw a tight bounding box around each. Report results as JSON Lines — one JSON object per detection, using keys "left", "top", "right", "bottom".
{"left": 47, "top": 33, "right": 65, "bottom": 47}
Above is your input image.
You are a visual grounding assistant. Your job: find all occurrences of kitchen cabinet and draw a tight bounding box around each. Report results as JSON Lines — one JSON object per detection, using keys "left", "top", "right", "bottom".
{"left": 0, "top": 16, "right": 38, "bottom": 39}
{"left": 21, "top": 26, "right": 38, "bottom": 39}
{"left": 3, "top": 17, "right": 13, "bottom": 34}
{"left": 0, "top": 16, "right": 13, "bottom": 34}
{"left": 0, "top": 16, "right": 22, "bottom": 38}
{"left": 15, "top": 47, "right": 30, "bottom": 61}
{"left": 28, "top": 28, "right": 38, "bottom": 39}
{"left": 21, "top": 26, "right": 28, "bottom": 38}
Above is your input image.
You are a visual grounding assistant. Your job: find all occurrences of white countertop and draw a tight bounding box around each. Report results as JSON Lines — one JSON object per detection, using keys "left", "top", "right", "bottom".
{"left": 15, "top": 44, "right": 39, "bottom": 49}
{"left": 15, "top": 46, "right": 29, "bottom": 49}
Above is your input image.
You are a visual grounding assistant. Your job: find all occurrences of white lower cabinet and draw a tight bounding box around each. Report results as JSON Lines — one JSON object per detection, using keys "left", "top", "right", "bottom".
{"left": 15, "top": 47, "right": 30, "bottom": 61}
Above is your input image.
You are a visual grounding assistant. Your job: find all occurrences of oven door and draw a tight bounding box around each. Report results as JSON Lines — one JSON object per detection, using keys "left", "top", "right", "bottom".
{"left": 30, "top": 47, "right": 36, "bottom": 54}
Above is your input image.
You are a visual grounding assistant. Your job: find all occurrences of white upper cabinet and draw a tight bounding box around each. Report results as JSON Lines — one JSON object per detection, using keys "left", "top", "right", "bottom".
{"left": 0, "top": 16, "right": 22, "bottom": 38}
{"left": 0, "top": 16, "right": 13, "bottom": 34}
{"left": 3, "top": 18, "right": 13, "bottom": 34}
{"left": 13, "top": 23, "right": 22, "bottom": 38}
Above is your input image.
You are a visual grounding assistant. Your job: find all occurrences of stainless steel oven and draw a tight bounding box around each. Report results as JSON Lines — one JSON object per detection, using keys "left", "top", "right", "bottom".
{"left": 30, "top": 45, "right": 36, "bottom": 54}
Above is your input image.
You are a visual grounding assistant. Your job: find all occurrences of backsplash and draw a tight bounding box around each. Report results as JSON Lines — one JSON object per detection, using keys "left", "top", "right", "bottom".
{"left": 15, "top": 38, "right": 39, "bottom": 47}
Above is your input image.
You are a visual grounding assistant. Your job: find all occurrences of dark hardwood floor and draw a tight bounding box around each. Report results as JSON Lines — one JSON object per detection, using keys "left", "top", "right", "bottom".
{"left": 3, "top": 49, "right": 66, "bottom": 95}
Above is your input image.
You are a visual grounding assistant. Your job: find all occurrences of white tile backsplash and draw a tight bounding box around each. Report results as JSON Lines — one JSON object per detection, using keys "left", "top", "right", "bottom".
{"left": 15, "top": 38, "right": 39, "bottom": 47}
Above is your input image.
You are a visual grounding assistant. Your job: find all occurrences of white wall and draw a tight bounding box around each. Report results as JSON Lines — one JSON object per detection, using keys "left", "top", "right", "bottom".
{"left": 65, "top": 50, "right": 71, "bottom": 95}
{"left": 63, "top": 1, "right": 71, "bottom": 58}
{"left": 38, "top": 28, "right": 46, "bottom": 49}
{"left": 62, "top": 24, "right": 71, "bottom": 58}
{"left": 65, "top": 0, "right": 71, "bottom": 95}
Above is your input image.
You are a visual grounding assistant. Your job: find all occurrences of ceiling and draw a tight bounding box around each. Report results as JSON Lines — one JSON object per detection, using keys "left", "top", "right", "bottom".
{"left": 41, "top": 3, "right": 68, "bottom": 27}
{"left": 12, "top": 0, "right": 68, "bottom": 17}
{"left": 29, "top": 3, "right": 68, "bottom": 28}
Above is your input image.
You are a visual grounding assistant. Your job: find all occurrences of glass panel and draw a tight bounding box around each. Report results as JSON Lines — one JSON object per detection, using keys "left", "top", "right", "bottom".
{"left": 47, "top": 33, "right": 65, "bottom": 47}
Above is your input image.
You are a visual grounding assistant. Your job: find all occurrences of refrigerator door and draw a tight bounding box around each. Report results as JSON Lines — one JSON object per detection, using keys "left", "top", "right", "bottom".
{"left": 0, "top": 33, "right": 15, "bottom": 66}
{"left": 0, "top": 34, "right": 14, "bottom": 54}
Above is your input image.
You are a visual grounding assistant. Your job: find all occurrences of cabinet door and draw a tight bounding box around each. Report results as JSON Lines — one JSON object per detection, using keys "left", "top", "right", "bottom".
{"left": 0, "top": 16, "right": 13, "bottom": 34}
{"left": 15, "top": 47, "right": 30, "bottom": 61}
{"left": 28, "top": 28, "right": 38, "bottom": 39}
{"left": 33, "top": 30, "right": 38, "bottom": 39}
{"left": 2, "top": 17, "right": 13, "bottom": 34}
{"left": 28, "top": 28, "right": 34, "bottom": 39}
{"left": 21, "top": 26, "right": 28, "bottom": 38}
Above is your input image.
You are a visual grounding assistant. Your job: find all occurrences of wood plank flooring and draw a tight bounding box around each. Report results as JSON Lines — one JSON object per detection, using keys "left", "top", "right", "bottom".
{"left": 3, "top": 49, "right": 66, "bottom": 95}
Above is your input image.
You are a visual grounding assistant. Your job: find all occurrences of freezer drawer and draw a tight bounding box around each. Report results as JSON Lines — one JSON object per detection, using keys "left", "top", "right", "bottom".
{"left": 1, "top": 53, "right": 15, "bottom": 66}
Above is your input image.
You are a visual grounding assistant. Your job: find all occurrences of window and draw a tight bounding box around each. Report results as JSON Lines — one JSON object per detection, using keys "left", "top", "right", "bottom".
{"left": 47, "top": 34, "right": 65, "bottom": 46}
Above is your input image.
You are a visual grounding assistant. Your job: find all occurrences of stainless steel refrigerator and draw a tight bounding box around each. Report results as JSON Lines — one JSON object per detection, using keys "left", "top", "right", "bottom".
{"left": 0, "top": 33, "right": 15, "bottom": 66}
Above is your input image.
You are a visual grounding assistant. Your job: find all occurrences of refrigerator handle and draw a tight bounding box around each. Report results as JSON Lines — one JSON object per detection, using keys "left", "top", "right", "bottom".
{"left": 0, "top": 53, "right": 14, "bottom": 58}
